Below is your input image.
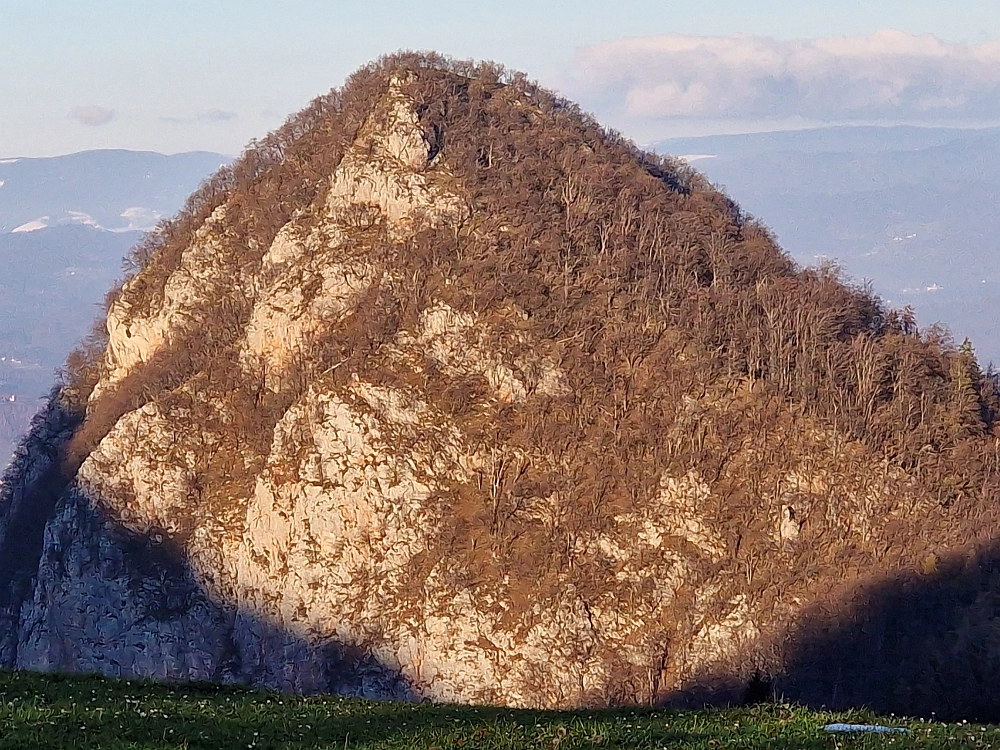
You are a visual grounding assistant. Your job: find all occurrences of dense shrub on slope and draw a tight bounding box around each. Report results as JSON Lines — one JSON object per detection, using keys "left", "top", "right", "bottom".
{"left": 3, "top": 53, "right": 999, "bottom": 714}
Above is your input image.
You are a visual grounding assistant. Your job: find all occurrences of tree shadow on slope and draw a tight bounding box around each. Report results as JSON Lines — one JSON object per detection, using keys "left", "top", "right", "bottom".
{"left": 0, "top": 397, "right": 844, "bottom": 749}
{"left": 773, "top": 540, "right": 1000, "bottom": 723}
{"left": 0, "top": 396, "right": 416, "bottom": 705}
{"left": 8, "top": 396, "right": 1000, "bottom": 728}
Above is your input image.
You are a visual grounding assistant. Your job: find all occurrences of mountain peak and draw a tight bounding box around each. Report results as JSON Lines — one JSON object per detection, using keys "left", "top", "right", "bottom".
{"left": 2, "top": 54, "right": 999, "bottom": 717}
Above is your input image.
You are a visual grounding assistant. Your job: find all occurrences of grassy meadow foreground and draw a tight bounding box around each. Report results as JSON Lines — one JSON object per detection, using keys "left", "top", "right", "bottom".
{"left": 0, "top": 671, "right": 993, "bottom": 749}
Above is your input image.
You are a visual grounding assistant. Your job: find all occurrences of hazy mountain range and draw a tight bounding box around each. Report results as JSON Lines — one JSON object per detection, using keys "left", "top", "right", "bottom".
{"left": 0, "top": 150, "right": 228, "bottom": 233}
{"left": 0, "top": 150, "right": 228, "bottom": 461}
{"left": 654, "top": 125, "right": 1000, "bottom": 366}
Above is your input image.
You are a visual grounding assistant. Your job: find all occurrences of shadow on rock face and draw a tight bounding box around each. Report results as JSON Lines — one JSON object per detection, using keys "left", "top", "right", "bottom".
{"left": 0, "top": 396, "right": 417, "bottom": 700}
{"left": 0, "top": 394, "right": 82, "bottom": 665}
{"left": 774, "top": 541, "right": 1000, "bottom": 723}
{"left": 659, "top": 543, "right": 1000, "bottom": 722}
{"left": 6, "top": 396, "right": 1000, "bottom": 720}
{"left": 664, "top": 543, "right": 1000, "bottom": 723}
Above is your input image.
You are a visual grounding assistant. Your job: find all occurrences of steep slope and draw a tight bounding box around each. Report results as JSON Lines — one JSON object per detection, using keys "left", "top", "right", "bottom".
{"left": 654, "top": 126, "right": 1000, "bottom": 366}
{"left": 2, "top": 55, "right": 999, "bottom": 714}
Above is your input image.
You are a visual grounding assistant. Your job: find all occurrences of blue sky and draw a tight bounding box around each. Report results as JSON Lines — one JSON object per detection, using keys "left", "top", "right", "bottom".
{"left": 2, "top": 0, "right": 998, "bottom": 157}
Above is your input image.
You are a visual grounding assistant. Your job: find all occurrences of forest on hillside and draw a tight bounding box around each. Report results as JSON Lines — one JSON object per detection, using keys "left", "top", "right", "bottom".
{"left": 65, "top": 54, "right": 1000, "bottom": 508}
{"left": 8, "top": 52, "right": 1000, "bottom": 715}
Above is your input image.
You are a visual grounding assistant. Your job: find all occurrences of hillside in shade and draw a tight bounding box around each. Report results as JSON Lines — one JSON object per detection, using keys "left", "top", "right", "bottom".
{"left": 1, "top": 54, "right": 999, "bottom": 718}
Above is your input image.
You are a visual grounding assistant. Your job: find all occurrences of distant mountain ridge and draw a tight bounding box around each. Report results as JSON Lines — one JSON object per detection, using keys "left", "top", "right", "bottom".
{"left": 0, "top": 150, "right": 229, "bottom": 234}
{"left": 0, "top": 150, "right": 229, "bottom": 463}
{"left": 656, "top": 125, "right": 1000, "bottom": 158}
{"left": 653, "top": 126, "right": 1000, "bottom": 365}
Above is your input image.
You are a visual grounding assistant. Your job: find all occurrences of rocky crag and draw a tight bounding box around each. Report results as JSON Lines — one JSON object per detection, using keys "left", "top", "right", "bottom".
{"left": 2, "top": 54, "right": 1000, "bottom": 717}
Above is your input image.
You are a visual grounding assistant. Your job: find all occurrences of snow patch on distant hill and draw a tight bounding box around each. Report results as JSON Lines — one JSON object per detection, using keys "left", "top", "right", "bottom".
{"left": 7, "top": 208, "right": 159, "bottom": 234}
{"left": 120, "top": 206, "right": 162, "bottom": 231}
{"left": 12, "top": 217, "right": 50, "bottom": 233}
{"left": 66, "top": 211, "right": 102, "bottom": 229}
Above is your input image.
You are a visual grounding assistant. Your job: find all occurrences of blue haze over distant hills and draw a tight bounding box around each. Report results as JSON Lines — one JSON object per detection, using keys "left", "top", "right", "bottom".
{"left": 0, "top": 150, "right": 228, "bottom": 463}
{"left": 0, "top": 150, "right": 228, "bottom": 233}
{"left": 654, "top": 126, "right": 1000, "bottom": 367}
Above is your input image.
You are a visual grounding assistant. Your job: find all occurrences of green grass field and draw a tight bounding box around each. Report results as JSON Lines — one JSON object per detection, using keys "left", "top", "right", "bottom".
{"left": 0, "top": 670, "right": 994, "bottom": 749}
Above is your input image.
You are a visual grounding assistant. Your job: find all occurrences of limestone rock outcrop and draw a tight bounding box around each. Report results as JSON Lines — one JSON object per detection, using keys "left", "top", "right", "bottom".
{"left": 1, "top": 55, "right": 999, "bottom": 716}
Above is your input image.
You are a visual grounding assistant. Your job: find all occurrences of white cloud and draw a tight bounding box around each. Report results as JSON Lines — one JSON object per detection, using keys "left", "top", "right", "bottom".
{"left": 68, "top": 106, "right": 116, "bottom": 126}
{"left": 573, "top": 30, "right": 1000, "bottom": 124}
{"left": 198, "top": 109, "right": 237, "bottom": 122}
{"left": 161, "top": 109, "right": 238, "bottom": 124}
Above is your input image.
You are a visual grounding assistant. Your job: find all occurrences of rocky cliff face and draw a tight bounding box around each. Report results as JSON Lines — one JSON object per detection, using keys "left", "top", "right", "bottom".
{"left": 2, "top": 56, "right": 999, "bottom": 715}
